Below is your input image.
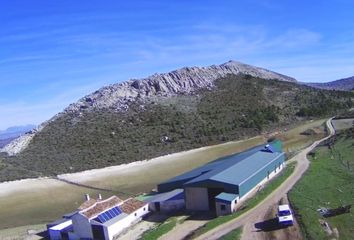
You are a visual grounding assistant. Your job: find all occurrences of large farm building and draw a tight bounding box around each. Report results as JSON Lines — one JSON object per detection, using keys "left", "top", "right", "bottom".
{"left": 157, "top": 140, "right": 286, "bottom": 215}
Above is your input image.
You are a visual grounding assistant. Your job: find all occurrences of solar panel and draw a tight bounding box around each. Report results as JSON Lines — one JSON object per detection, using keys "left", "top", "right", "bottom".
{"left": 93, "top": 207, "right": 122, "bottom": 223}
{"left": 108, "top": 209, "right": 117, "bottom": 217}
{"left": 106, "top": 210, "right": 113, "bottom": 218}
{"left": 113, "top": 207, "right": 122, "bottom": 215}
{"left": 112, "top": 207, "right": 119, "bottom": 215}
{"left": 97, "top": 215, "right": 104, "bottom": 223}
{"left": 103, "top": 212, "right": 110, "bottom": 220}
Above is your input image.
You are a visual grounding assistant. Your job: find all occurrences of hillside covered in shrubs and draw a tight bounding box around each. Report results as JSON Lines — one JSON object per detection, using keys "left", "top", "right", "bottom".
{"left": 1, "top": 74, "right": 353, "bottom": 181}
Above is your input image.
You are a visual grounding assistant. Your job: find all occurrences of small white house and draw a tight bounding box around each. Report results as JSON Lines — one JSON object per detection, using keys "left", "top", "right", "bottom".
{"left": 48, "top": 195, "right": 149, "bottom": 240}
{"left": 215, "top": 192, "right": 239, "bottom": 216}
{"left": 47, "top": 219, "right": 73, "bottom": 240}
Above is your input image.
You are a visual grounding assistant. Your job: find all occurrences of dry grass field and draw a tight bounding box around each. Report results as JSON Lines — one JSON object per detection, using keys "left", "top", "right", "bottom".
{"left": 332, "top": 118, "right": 354, "bottom": 131}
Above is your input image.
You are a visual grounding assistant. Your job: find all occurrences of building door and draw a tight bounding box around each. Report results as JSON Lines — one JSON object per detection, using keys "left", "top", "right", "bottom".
{"left": 155, "top": 202, "right": 161, "bottom": 211}
{"left": 92, "top": 224, "right": 105, "bottom": 240}
{"left": 207, "top": 188, "right": 224, "bottom": 211}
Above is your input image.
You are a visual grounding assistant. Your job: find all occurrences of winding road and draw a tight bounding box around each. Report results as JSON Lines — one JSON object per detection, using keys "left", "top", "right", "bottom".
{"left": 196, "top": 118, "right": 335, "bottom": 240}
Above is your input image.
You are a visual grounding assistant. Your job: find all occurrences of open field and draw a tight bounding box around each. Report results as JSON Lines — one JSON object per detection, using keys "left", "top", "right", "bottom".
{"left": 0, "top": 119, "right": 326, "bottom": 234}
{"left": 0, "top": 178, "right": 105, "bottom": 230}
{"left": 332, "top": 118, "right": 354, "bottom": 131}
{"left": 0, "top": 224, "right": 45, "bottom": 240}
{"left": 0, "top": 136, "right": 264, "bottom": 231}
{"left": 289, "top": 130, "right": 354, "bottom": 240}
{"left": 277, "top": 119, "right": 326, "bottom": 153}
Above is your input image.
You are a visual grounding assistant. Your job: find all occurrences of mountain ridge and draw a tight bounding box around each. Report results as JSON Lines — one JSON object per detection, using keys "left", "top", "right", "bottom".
{"left": 65, "top": 60, "right": 296, "bottom": 113}
{"left": 304, "top": 76, "right": 354, "bottom": 91}
{"left": 0, "top": 73, "right": 352, "bottom": 181}
{"left": 1, "top": 60, "right": 296, "bottom": 155}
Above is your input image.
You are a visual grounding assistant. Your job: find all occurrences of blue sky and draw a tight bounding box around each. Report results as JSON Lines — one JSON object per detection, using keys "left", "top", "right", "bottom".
{"left": 1, "top": 0, "right": 354, "bottom": 129}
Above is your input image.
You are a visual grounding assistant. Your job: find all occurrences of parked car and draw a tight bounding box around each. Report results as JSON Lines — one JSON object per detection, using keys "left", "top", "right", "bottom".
{"left": 277, "top": 204, "right": 294, "bottom": 226}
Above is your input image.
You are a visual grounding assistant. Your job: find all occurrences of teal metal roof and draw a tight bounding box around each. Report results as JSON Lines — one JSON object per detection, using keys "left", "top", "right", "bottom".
{"left": 215, "top": 192, "right": 238, "bottom": 202}
{"left": 158, "top": 140, "right": 284, "bottom": 192}
{"left": 209, "top": 151, "right": 283, "bottom": 186}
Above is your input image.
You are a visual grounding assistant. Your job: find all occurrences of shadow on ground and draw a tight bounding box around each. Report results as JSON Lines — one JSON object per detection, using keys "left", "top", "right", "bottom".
{"left": 143, "top": 210, "right": 216, "bottom": 223}
{"left": 254, "top": 217, "right": 289, "bottom": 232}
{"left": 35, "top": 230, "right": 49, "bottom": 240}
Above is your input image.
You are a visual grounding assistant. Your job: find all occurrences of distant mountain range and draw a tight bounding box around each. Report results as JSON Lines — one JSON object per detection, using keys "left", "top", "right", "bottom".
{"left": 305, "top": 76, "right": 354, "bottom": 91}
{"left": 0, "top": 125, "right": 36, "bottom": 148}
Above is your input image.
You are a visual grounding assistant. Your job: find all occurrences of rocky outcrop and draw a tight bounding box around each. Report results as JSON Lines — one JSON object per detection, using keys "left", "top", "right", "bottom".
{"left": 0, "top": 60, "right": 296, "bottom": 155}
{"left": 0, "top": 125, "right": 45, "bottom": 156}
{"left": 1, "top": 134, "right": 34, "bottom": 156}
{"left": 64, "top": 60, "right": 296, "bottom": 113}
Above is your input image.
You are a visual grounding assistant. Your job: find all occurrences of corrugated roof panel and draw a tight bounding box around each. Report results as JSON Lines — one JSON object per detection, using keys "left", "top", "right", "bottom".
{"left": 147, "top": 189, "right": 184, "bottom": 203}
{"left": 158, "top": 140, "right": 284, "bottom": 191}
{"left": 162, "top": 143, "right": 267, "bottom": 187}
{"left": 215, "top": 192, "right": 238, "bottom": 202}
{"left": 211, "top": 151, "right": 284, "bottom": 185}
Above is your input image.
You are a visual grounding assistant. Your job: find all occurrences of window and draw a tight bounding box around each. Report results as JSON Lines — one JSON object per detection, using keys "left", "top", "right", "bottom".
{"left": 220, "top": 204, "right": 226, "bottom": 211}
{"left": 134, "top": 213, "right": 137, "bottom": 216}
{"left": 143, "top": 207, "right": 146, "bottom": 211}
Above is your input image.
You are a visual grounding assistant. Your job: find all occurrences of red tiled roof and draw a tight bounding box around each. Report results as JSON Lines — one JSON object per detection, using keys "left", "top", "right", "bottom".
{"left": 80, "top": 196, "right": 123, "bottom": 219}
{"left": 119, "top": 198, "right": 146, "bottom": 214}
{"left": 78, "top": 199, "right": 97, "bottom": 210}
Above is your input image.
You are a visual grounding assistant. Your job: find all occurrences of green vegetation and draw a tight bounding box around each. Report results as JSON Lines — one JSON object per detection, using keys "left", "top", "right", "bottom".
{"left": 187, "top": 162, "right": 296, "bottom": 239}
{"left": 289, "top": 128, "right": 354, "bottom": 240}
{"left": 140, "top": 217, "right": 178, "bottom": 240}
{"left": 1, "top": 74, "right": 353, "bottom": 180}
{"left": 295, "top": 91, "right": 353, "bottom": 117}
{"left": 219, "top": 227, "right": 243, "bottom": 240}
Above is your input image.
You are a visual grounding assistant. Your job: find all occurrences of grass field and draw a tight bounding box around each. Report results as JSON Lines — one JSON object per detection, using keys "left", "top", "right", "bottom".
{"left": 0, "top": 119, "right": 326, "bottom": 232}
{"left": 279, "top": 119, "right": 326, "bottom": 153}
{"left": 0, "top": 224, "right": 46, "bottom": 240}
{"left": 0, "top": 179, "right": 106, "bottom": 230}
{"left": 332, "top": 118, "right": 354, "bottom": 131}
{"left": 82, "top": 136, "right": 266, "bottom": 194}
{"left": 289, "top": 129, "right": 354, "bottom": 240}
{"left": 219, "top": 227, "right": 243, "bottom": 240}
{"left": 139, "top": 217, "right": 178, "bottom": 240}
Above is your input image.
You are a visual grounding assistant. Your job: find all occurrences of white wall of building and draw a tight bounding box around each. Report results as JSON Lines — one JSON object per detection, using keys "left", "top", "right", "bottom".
{"left": 185, "top": 187, "right": 209, "bottom": 211}
{"left": 106, "top": 204, "right": 149, "bottom": 240}
{"left": 215, "top": 196, "right": 239, "bottom": 216}
{"left": 48, "top": 229, "right": 62, "bottom": 240}
{"left": 71, "top": 213, "right": 93, "bottom": 240}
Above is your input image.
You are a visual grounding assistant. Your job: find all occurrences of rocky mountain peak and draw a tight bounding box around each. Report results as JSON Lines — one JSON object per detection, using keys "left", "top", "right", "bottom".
{"left": 1, "top": 60, "right": 296, "bottom": 156}
{"left": 64, "top": 60, "right": 296, "bottom": 113}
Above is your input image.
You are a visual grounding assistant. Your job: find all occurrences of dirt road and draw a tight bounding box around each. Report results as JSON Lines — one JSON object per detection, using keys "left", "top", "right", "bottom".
{"left": 196, "top": 118, "right": 335, "bottom": 240}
